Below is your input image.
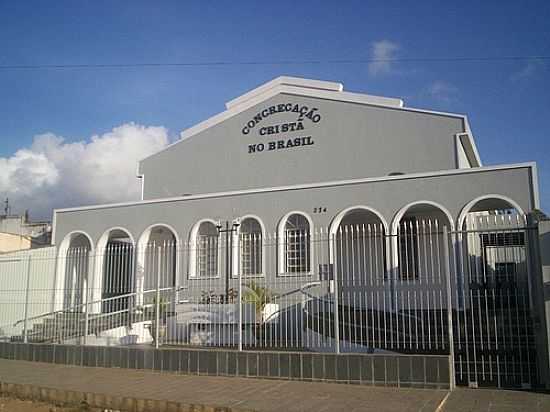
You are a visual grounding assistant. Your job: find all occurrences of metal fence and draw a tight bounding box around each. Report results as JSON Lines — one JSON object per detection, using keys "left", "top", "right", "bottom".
{"left": 0, "top": 215, "right": 543, "bottom": 388}
{"left": 449, "top": 215, "right": 539, "bottom": 388}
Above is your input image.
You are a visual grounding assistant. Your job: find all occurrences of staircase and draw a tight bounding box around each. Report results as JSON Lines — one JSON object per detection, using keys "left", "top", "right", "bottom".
{"left": 11, "top": 310, "right": 138, "bottom": 343}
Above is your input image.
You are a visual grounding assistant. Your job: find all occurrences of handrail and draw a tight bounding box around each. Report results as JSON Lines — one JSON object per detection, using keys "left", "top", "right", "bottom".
{"left": 11, "top": 282, "right": 325, "bottom": 338}
{"left": 13, "top": 287, "right": 174, "bottom": 327}
{"left": 253, "top": 281, "right": 323, "bottom": 323}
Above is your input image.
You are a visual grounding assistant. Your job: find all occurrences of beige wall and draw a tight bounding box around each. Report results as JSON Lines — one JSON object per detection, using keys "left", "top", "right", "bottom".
{"left": 0, "top": 233, "right": 31, "bottom": 253}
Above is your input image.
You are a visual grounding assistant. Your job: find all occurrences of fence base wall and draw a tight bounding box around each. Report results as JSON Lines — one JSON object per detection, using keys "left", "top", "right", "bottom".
{"left": 0, "top": 342, "right": 450, "bottom": 389}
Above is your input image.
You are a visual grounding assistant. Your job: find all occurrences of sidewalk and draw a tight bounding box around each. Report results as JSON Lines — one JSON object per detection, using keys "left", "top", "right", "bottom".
{"left": 1, "top": 359, "right": 549, "bottom": 411}
{"left": 0, "top": 359, "right": 446, "bottom": 411}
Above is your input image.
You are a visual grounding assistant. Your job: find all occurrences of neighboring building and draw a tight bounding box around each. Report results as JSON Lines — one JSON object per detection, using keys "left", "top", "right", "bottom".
{"left": 0, "top": 212, "right": 52, "bottom": 253}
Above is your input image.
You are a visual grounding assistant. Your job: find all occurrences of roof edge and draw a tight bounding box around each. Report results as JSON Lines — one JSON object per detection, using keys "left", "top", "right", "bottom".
{"left": 225, "top": 76, "right": 343, "bottom": 109}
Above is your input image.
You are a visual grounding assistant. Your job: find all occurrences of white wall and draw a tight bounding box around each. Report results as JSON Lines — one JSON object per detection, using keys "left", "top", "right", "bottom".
{"left": 0, "top": 246, "right": 57, "bottom": 339}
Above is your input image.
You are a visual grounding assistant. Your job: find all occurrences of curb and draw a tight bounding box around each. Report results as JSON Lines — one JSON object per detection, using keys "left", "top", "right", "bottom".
{"left": 0, "top": 381, "right": 256, "bottom": 412}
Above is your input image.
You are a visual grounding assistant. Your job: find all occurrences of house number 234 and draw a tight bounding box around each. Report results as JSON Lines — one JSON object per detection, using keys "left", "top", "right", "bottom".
{"left": 313, "top": 207, "right": 327, "bottom": 214}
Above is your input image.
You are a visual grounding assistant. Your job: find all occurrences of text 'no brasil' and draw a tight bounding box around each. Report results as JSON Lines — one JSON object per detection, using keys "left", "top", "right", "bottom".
{"left": 248, "top": 136, "right": 314, "bottom": 154}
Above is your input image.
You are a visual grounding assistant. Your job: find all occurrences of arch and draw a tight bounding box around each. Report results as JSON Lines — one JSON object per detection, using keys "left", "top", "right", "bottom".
{"left": 188, "top": 218, "right": 221, "bottom": 278}
{"left": 329, "top": 205, "right": 389, "bottom": 236}
{"left": 391, "top": 200, "right": 455, "bottom": 235}
{"left": 53, "top": 231, "right": 94, "bottom": 312}
{"left": 457, "top": 194, "right": 525, "bottom": 230}
{"left": 329, "top": 205, "right": 389, "bottom": 284}
{"left": 238, "top": 214, "right": 267, "bottom": 239}
{"left": 92, "top": 227, "right": 135, "bottom": 313}
{"left": 189, "top": 219, "right": 219, "bottom": 245}
{"left": 234, "top": 215, "right": 266, "bottom": 277}
{"left": 137, "top": 223, "right": 180, "bottom": 250}
{"left": 96, "top": 226, "right": 135, "bottom": 251}
{"left": 277, "top": 211, "right": 314, "bottom": 275}
{"left": 328, "top": 207, "right": 389, "bottom": 278}
{"left": 390, "top": 201, "right": 454, "bottom": 282}
{"left": 136, "top": 223, "right": 180, "bottom": 305}
{"left": 57, "top": 231, "right": 95, "bottom": 257}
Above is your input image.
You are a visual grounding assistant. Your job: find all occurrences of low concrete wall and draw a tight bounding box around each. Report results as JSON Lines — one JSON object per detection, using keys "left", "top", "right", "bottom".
{"left": 0, "top": 342, "right": 451, "bottom": 389}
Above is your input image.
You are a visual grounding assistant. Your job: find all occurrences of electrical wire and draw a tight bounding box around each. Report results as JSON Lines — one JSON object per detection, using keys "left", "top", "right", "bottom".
{"left": 0, "top": 56, "right": 549, "bottom": 70}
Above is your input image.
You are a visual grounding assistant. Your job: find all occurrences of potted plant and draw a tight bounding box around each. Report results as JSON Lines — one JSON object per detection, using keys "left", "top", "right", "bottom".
{"left": 147, "top": 296, "right": 169, "bottom": 344}
{"left": 242, "top": 281, "right": 278, "bottom": 343}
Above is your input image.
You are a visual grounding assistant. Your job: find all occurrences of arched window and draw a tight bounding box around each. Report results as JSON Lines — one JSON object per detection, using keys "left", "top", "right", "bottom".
{"left": 196, "top": 221, "right": 219, "bottom": 278}
{"left": 239, "top": 217, "right": 263, "bottom": 276}
{"left": 282, "top": 213, "right": 311, "bottom": 274}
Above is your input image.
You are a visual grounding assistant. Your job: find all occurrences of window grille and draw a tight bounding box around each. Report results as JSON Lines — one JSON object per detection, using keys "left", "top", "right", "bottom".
{"left": 196, "top": 222, "right": 219, "bottom": 277}
{"left": 240, "top": 218, "right": 262, "bottom": 276}
{"left": 284, "top": 214, "right": 310, "bottom": 274}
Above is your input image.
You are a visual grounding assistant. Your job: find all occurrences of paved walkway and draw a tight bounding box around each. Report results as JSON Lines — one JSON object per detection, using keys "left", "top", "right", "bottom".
{"left": 0, "top": 359, "right": 549, "bottom": 411}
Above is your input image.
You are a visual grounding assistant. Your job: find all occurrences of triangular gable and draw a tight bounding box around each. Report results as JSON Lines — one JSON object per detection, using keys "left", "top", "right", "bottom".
{"left": 139, "top": 76, "right": 408, "bottom": 164}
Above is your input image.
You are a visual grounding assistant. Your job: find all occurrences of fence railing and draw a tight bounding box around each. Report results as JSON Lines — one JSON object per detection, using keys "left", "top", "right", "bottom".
{"left": 0, "top": 215, "right": 542, "bottom": 388}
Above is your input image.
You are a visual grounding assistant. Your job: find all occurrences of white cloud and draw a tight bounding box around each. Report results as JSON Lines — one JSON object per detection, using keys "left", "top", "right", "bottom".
{"left": 426, "top": 80, "right": 459, "bottom": 104}
{"left": 0, "top": 123, "right": 170, "bottom": 220}
{"left": 368, "top": 40, "right": 399, "bottom": 76}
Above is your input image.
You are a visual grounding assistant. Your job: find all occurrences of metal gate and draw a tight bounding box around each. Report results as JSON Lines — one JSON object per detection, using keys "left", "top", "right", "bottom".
{"left": 450, "top": 216, "right": 539, "bottom": 388}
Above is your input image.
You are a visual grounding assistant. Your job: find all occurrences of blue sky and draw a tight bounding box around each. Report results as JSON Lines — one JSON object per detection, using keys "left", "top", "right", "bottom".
{"left": 0, "top": 1, "right": 549, "bottom": 218}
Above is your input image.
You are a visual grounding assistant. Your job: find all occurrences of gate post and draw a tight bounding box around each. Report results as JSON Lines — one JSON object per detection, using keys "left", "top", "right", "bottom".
{"left": 443, "top": 226, "right": 456, "bottom": 390}
{"left": 528, "top": 215, "right": 550, "bottom": 388}
{"left": 83, "top": 248, "right": 94, "bottom": 346}
{"left": 237, "top": 234, "right": 243, "bottom": 352}
{"left": 155, "top": 246, "right": 161, "bottom": 349}
{"left": 330, "top": 233, "right": 340, "bottom": 354}
{"left": 23, "top": 254, "right": 32, "bottom": 344}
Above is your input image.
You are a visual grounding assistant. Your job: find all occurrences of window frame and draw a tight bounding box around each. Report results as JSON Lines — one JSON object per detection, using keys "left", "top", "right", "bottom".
{"left": 188, "top": 219, "right": 221, "bottom": 279}
{"left": 234, "top": 215, "right": 266, "bottom": 278}
{"left": 277, "top": 211, "right": 314, "bottom": 277}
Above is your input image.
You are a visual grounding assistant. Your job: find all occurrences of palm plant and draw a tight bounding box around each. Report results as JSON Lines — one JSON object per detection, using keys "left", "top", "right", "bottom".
{"left": 147, "top": 296, "right": 169, "bottom": 344}
{"left": 243, "top": 281, "right": 278, "bottom": 323}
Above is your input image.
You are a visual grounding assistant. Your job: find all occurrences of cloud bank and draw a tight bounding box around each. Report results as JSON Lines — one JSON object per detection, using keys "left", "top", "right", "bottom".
{"left": 0, "top": 123, "right": 170, "bottom": 220}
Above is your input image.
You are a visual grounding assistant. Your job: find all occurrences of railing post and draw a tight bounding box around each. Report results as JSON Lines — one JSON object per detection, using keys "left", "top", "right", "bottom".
{"left": 83, "top": 248, "right": 93, "bottom": 346}
{"left": 83, "top": 307, "right": 89, "bottom": 345}
{"left": 331, "top": 234, "right": 340, "bottom": 354}
{"left": 443, "top": 226, "right": 456, "bottom": 390}
{"left": 155, "top": 246, "right": 161, "bottom": 349}
{"left": 23, "top": 254, "right": 32, "bottom": 344}
{"left": 238, "top": 240, "right": 243, "bottom": 351}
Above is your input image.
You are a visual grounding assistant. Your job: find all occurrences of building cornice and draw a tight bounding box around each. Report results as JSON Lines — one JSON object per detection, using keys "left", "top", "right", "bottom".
{"left": 56, "top": 162, "right": 537, "bottom": 215}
